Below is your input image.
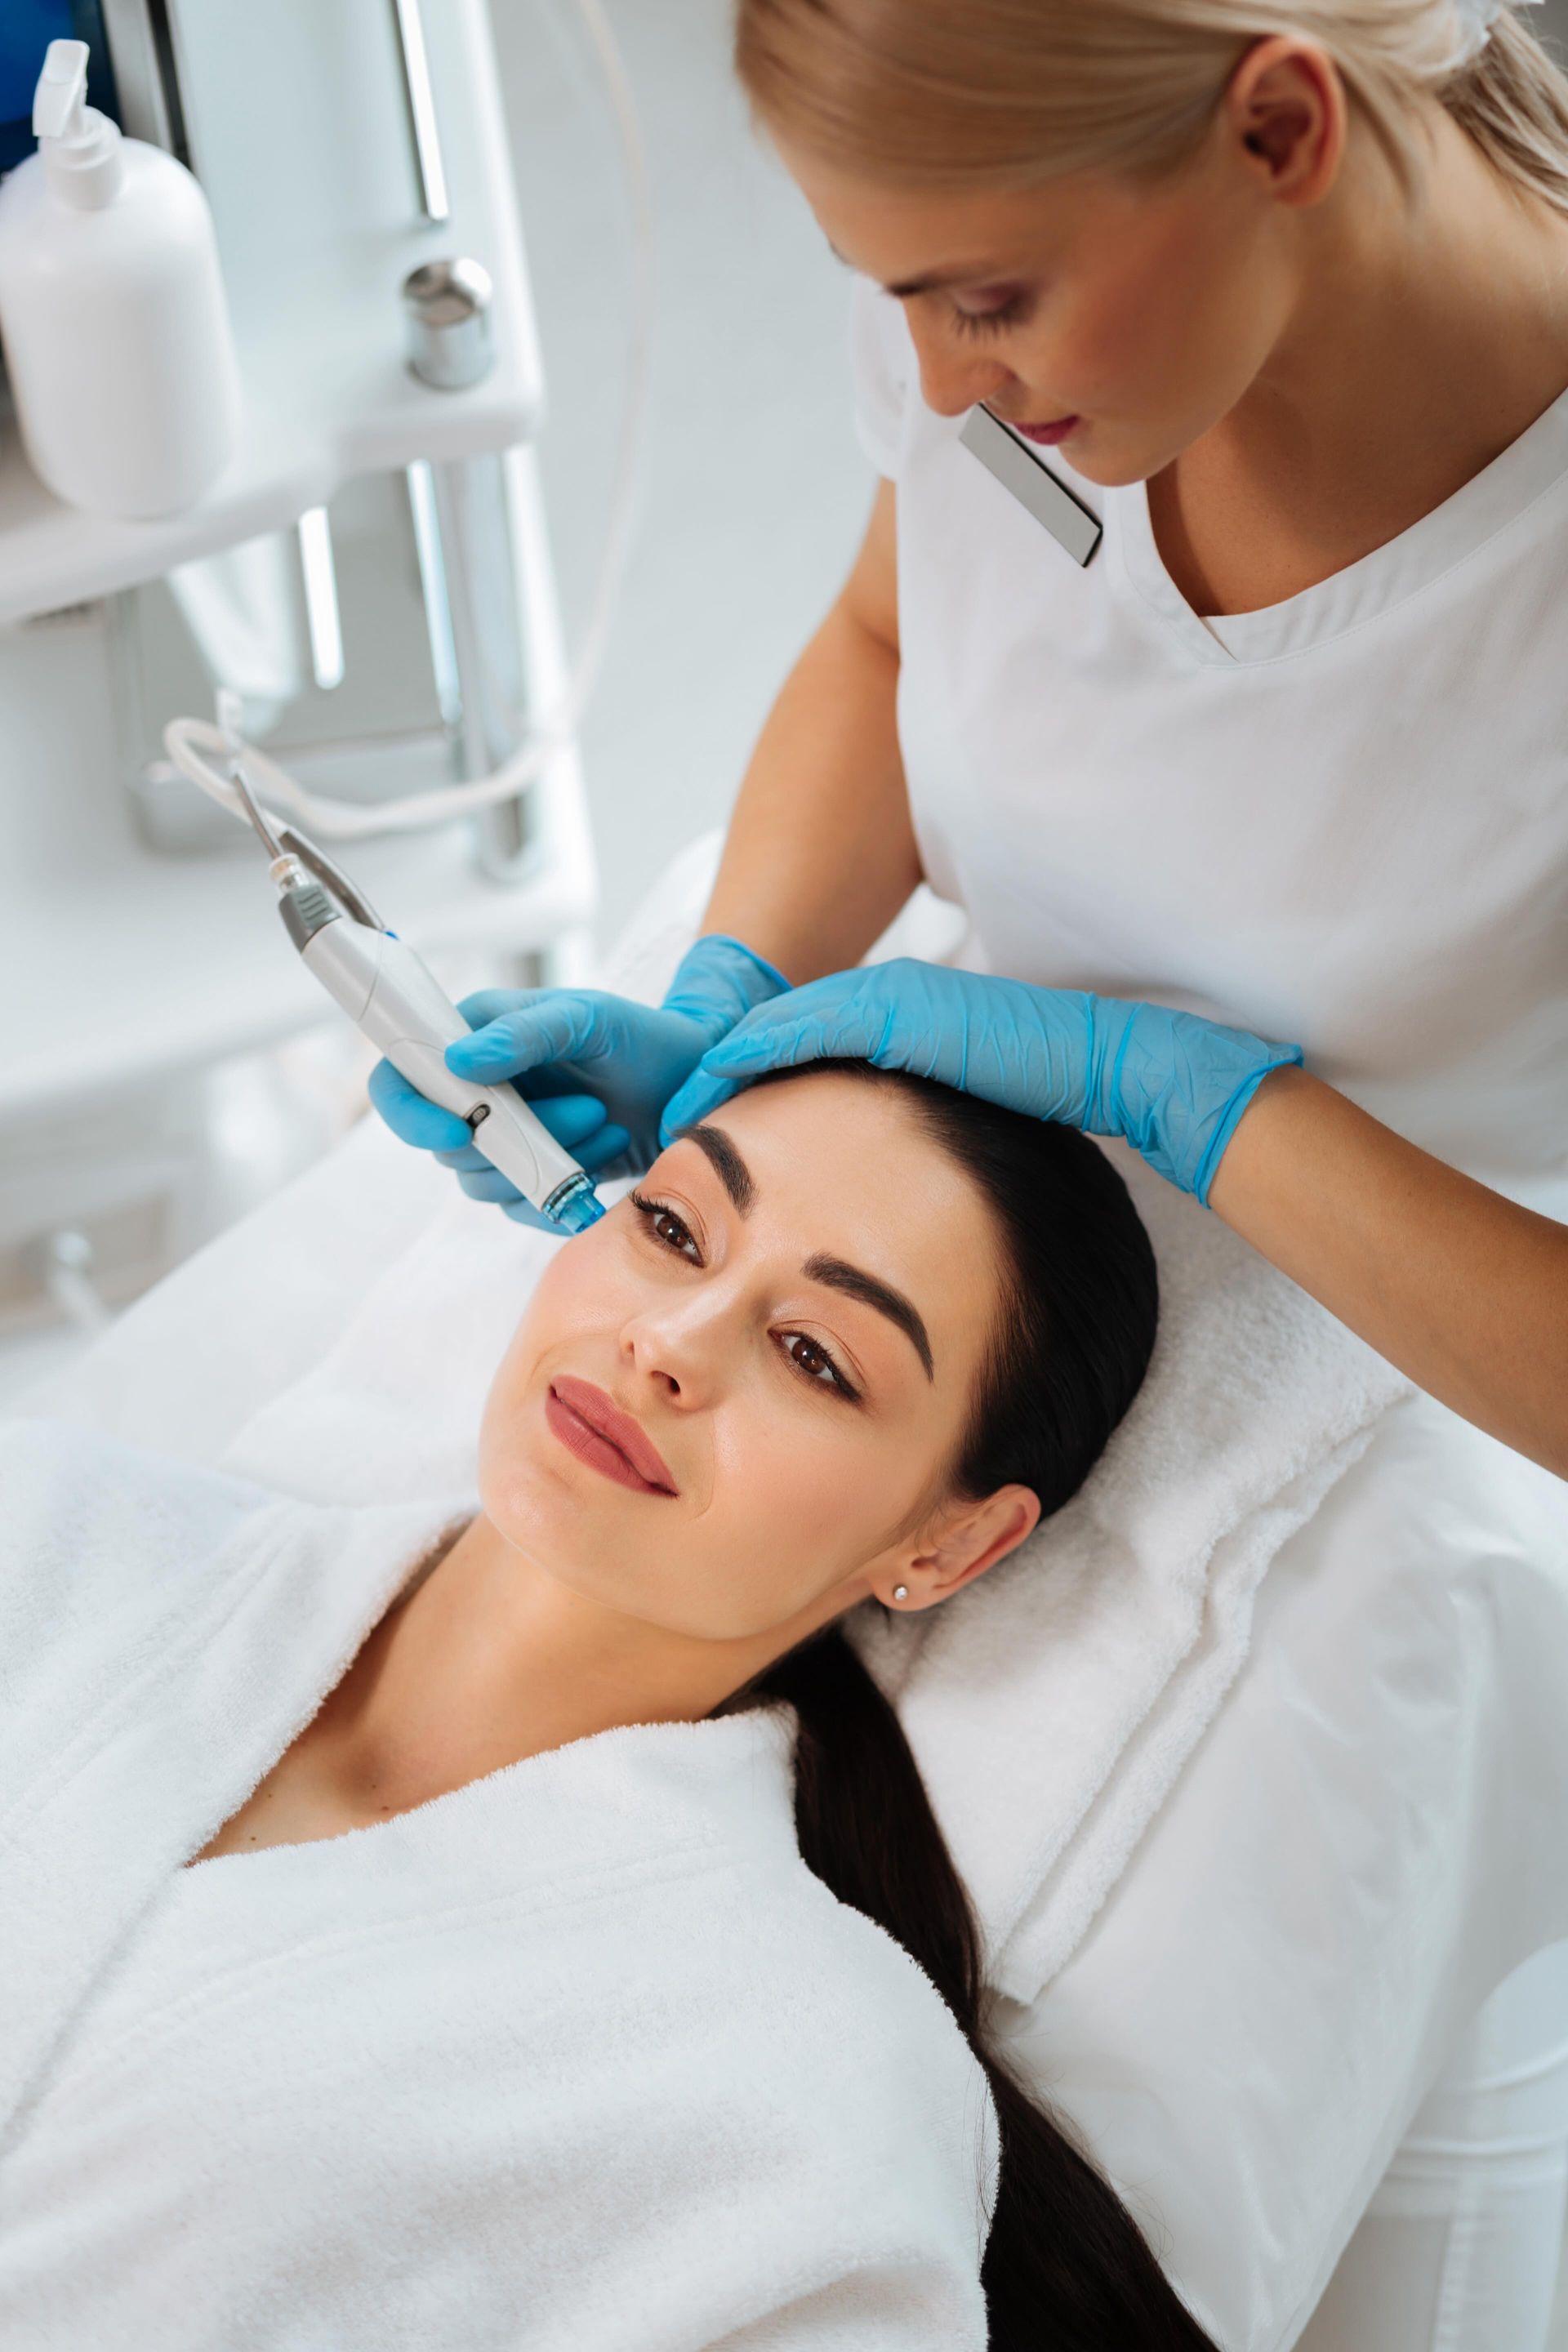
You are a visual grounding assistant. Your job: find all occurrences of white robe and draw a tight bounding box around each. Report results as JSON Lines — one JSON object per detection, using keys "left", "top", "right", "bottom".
{"left": 0, "top": 1422, "right": 997, "bottom": 2350}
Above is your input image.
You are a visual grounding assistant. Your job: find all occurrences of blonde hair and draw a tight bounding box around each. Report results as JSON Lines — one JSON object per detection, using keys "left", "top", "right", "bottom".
{"left": 733, "top": 0, "right": 1568, "bottom": 212}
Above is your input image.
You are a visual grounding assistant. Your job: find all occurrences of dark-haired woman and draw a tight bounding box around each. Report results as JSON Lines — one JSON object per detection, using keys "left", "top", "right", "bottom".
{"left": 0, "top": 1065, "right": 1214, "bottom": 2350}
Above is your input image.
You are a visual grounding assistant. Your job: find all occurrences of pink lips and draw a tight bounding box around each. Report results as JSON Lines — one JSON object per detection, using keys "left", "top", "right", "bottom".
{"left": 1011, "top": 416, "right": 1080, "bottom": 447}
{"left": 546, "top": 1375, "right": 679, "bottom": 1498}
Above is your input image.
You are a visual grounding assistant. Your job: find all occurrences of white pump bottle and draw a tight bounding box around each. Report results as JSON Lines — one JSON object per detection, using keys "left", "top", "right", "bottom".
{"left": 0, "top": 39, "right": 242, "bottom": 521}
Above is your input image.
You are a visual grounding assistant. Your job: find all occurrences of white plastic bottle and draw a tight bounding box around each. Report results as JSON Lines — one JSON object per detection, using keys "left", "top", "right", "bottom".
{"left": 0, "top": 39, "right": 242, "bottom": 521}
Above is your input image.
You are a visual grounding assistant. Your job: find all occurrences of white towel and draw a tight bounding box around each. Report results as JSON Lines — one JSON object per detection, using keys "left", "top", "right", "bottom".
{"left": 0, "top": 1419, "right": 996, "bottom": 2351}
{"left": 852, "top": 1147, "right": 1407, "bottom": 1998}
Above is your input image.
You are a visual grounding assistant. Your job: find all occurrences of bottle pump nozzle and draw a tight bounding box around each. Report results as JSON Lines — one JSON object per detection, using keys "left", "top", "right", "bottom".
{"left": 33, "top": 39, "right": 89, "bottom": 139}
{"left": 32, "top": 38, "right": 122, "bottom": 209}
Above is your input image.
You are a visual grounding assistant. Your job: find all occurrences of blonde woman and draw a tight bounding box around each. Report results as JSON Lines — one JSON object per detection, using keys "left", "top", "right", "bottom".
{"left": 377, "top": 0, "right": 1568, "bottom": 1471}
{"left": 369, "top": 2, "right": 1568, "bottom": 2341}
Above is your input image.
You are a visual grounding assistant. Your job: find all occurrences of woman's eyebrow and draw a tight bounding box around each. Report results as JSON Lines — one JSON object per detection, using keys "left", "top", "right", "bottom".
{"left": 679, "top": 1123, "right": 755, "bottom": 1213}
{"left": 677, "top": 1124, "right": 934, "bottom": 1377}
{"left": 803, "top": 1254, "right": 934, "bottom": 1383}
{"left": 826, "top": 238, "right": 999, "bottom": 298}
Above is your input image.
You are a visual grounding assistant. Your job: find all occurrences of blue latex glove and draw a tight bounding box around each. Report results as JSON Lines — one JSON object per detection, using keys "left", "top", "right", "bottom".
{"left": 367, "top": 933, "right": 789, "bottom": 1225}
{"left": 660, "top": 958, "right": 1303, "bottom": 1203}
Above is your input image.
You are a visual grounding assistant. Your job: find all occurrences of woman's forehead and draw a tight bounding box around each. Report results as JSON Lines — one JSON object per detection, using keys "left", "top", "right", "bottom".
{"left": 777, "top": 143, "right": 1121, "bottom": 280}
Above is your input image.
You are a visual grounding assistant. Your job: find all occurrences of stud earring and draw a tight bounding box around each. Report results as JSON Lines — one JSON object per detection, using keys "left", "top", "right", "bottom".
{"left": 891, "top": 1584, "right": 909, "bottom": 1603}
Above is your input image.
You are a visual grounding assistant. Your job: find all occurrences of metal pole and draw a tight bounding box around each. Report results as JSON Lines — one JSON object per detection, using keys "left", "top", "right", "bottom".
{"left": 424, "top": 450, "right": 539, "bottom": 884}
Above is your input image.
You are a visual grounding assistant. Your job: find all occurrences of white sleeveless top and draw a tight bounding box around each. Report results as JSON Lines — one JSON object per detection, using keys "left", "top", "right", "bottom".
{"left": 850, "top": 279, "right": 1568, "bottom": 1211}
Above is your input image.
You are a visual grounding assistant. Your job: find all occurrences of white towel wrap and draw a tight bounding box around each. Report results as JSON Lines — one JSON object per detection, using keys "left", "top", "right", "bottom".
{"left": 0, "top": 1423, "right": 998, "bottom": 2350}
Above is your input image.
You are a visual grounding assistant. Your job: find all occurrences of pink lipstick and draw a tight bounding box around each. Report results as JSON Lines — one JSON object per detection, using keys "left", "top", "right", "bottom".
{"left": 546, "top": 1376, "right": 678, "bottom": 1497}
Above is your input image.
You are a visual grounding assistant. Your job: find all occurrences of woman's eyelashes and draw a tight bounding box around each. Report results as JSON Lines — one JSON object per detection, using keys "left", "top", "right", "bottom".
{"left": 948, "top": 290, "right": 1035, "bottom": 340}
{"left": 780, "top": 1331, "right": 861, "bottom": 1404}
{"left": 630, "top": 1190, "right": 702, "bottom": 1263}
{"left": 627, "top": 1192, "right": 862, "bottom": 1405}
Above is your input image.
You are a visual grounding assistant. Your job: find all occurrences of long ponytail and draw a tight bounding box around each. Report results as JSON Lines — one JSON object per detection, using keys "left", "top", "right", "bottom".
{"left": 755, "top": 1628, "right": 1215, "bottom": 2350}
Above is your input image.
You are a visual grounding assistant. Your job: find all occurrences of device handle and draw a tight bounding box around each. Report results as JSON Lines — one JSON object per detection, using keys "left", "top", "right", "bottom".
{"left": 299, "top": 919, "right": 588, "bottom": 1210}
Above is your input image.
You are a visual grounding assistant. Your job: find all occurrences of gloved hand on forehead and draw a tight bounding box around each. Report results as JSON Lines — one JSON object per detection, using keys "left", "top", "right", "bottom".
{"left": 367, "top": 933, "right": 790, "bottom": 1227}
{"left": 660, "top": 958, "right": 1303, "bottom": 1204}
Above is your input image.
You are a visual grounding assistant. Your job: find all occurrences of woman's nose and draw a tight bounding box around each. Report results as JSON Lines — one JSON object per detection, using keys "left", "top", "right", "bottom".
{"left": 619, "top": 1293, "right": 729, "bottom": 1409}
{"left": 904, "top": 310, "right": 1016, "bottom": 420}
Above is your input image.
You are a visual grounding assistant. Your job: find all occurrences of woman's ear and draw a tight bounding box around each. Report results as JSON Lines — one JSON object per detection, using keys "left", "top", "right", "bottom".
{"left": 1221, "top": 36, "right": 1345, "bottom": 209}
{"left": 892, "top": 1485, "right": 1041, "bottom": 1611}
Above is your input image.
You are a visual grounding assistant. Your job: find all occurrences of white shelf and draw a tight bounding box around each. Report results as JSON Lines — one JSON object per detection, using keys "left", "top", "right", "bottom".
{"left": 0, "top": 1, "right": 599, "bottom": 1132}
{"left": 0, "top": 0, "right": 546, "bottom": 627}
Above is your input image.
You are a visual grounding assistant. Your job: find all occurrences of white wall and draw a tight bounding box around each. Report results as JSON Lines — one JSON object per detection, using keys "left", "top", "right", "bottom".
{"left": 490, "top": 0, "right": 878, "bottom": 948}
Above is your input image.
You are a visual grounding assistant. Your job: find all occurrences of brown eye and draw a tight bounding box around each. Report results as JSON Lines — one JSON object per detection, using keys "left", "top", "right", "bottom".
{"left": 630, "top": 1192, "right": 701, "bottom": 1263}
{"left": 782, "top": 1331, "right": 859, "bottom": 1403}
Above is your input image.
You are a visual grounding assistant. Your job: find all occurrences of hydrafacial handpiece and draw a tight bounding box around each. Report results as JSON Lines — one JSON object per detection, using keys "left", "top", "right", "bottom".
{"left": 229, "top": 764, "right": 605, "bottom": 1235}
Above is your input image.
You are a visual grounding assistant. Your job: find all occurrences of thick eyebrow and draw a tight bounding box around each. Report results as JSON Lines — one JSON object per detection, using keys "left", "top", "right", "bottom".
{"left": 803, "top": 1254, "right": 934, "bottom": 1383}
{"left": 677, "top": 1122, "right": 755, "bottom": 1214}
{"left": 827, "top": 238, "right": 1003, "bottom": 300}
{"left": 675, "top": 1124, "right": 936, "bottom": 1380}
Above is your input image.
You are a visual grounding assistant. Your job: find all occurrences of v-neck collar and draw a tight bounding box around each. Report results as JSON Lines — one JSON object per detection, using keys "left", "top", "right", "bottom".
{"left": 0, "top": 1445, "right": 466, "bottom": 2148}
{"left": 1108, "top": 376, "right": 1568, "bottom": 668}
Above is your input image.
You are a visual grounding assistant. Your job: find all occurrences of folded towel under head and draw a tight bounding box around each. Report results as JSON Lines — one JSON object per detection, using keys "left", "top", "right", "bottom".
{"left": 218, "top": 847, "right": 1408, "bottom": 2004}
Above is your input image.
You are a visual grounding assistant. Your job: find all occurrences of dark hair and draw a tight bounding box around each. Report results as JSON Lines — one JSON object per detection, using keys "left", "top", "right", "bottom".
{"left": 726, "top": 1063, "right": 1211, "bottom": 2349}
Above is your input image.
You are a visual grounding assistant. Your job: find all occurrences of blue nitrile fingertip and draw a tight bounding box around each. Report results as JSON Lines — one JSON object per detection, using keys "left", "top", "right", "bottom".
{"left": 445, "top": 1038, "right": 506, "bottom": 1075}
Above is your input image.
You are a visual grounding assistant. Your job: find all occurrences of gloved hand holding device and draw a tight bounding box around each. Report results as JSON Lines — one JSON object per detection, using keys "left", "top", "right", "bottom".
{"left": 368, "top": 933, "right": 789, "bottom": 1225}
{"left": 661, "top": 958, "right": 1304, "bottom": 1203}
